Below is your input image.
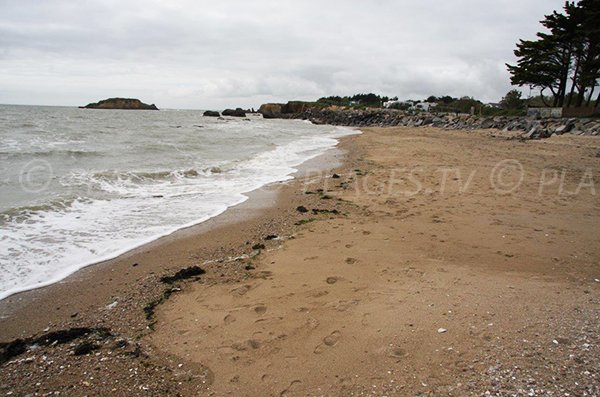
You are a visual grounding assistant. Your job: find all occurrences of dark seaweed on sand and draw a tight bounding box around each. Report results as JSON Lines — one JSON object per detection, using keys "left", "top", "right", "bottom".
{"left": 160, "top": 266, "right": 205, "bottom": 284}
{"left": 0, "top": 327, "right": 112, "bottom": 365}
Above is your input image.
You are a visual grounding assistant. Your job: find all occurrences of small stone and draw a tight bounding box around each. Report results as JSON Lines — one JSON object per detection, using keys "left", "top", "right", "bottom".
{"left": 105, "top": 301, "right": 118, "bottom": 310}
{"left": 438, "top": 328, "right": 448, "bottom": 333}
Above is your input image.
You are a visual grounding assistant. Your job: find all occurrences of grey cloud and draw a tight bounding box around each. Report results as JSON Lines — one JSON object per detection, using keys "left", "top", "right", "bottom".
{"left": 0, "top": 0, "right": 566, "bottom": 108}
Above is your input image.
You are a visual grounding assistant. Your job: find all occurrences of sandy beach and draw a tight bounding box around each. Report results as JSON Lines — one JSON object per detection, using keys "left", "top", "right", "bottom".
{"left": 1, "top": 126, "right": 599, "bottom": 396}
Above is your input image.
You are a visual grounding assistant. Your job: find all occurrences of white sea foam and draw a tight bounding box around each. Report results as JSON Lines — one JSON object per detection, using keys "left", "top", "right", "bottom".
{"left": 0, "top": 106, "right": 358, "bottom": 300}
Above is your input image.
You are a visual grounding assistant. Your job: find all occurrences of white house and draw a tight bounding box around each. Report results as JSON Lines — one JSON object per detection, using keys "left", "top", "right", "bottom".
{"left": 410, "top": 102, "right": 436, "bottom": 112}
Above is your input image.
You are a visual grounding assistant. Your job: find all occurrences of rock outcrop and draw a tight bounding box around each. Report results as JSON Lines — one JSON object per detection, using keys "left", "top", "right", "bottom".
{"left": 281, "top": 101, "right": 313, "bottom": 114}
{"left": 258, "top": 103, "right": 284, "bottom": 119}
{"left": 222, "top": 108, "right": 247, "bottom": 117}
{"left": 203, "top": 110, "right": 220, "bottom": 117}
{"left": 258, "top": 102, "right": 315, "bottom": 119}
{"left": 80, "top": 98, "right": 158, "bottom": 110}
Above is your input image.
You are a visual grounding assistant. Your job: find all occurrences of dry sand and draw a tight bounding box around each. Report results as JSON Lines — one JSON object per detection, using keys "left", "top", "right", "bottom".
{"left": 1, "top": 127, "right": 599, "bottom": 396}
{"left": 151, "top": 127, "right": 599, "bottom": 396}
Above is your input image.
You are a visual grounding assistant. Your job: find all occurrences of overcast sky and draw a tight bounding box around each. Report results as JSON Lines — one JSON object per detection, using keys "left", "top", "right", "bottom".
{"left": 0, "top": 0, "right": 565, "bottom": 109}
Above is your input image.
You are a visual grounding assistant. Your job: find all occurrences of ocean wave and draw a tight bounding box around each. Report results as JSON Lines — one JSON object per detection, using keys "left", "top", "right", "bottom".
{"left": 59, "top": 168, "right": 212, "bottom": 197}
{"left": 90, "top": 168, "right": 202, "bottom": 181}
{"left": 1, "top": 197, "right": 81, "bottom": 223}
{"left": 0, "top": 149, "right": 102, "bottom": 158}
{"left": 0, "top": 115, "right": 359, "bottom": 301}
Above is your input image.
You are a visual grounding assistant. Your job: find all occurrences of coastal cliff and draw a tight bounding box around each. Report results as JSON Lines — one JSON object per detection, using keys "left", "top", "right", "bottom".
{"left": 80, "top": 98, "right": 159, "bottom": 110}
{"left": 258, "top": 102, "right": 313, "bottom": 119}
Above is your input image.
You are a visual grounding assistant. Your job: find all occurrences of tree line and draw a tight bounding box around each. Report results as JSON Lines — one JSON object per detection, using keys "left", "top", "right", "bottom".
{"left": 317, "top": 94, "right": 397, "bottom": 107}
{"left": 506, "top": 0, "right": 600, "bottom": 108}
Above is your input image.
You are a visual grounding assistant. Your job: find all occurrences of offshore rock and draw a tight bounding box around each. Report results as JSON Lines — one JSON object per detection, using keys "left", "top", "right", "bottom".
{"left": 222, "top": 108, "right": 247, "bottom": 117}
{"left": 80, "top": 98, "right": 158, "bottom": 110}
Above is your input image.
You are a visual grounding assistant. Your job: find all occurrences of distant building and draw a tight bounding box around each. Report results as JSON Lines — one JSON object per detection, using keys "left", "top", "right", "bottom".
{"left": 383, "top": 100, "right": 401, "bottom": 108}
{"left": 384, "top": 100, "right": 415, "bottom": 109}
{"left": 411, "top": 102, "right": 436, "bottom": 112}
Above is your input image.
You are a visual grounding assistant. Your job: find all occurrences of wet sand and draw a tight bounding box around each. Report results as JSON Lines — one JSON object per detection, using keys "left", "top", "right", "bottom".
{"left": 1, "top": 127, "right": 599, "bottom": 396}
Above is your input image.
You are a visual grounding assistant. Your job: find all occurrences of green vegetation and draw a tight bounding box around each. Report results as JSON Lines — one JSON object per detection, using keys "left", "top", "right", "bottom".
{"left": 420, "top": 95, "right": 527, "bottom": 116}
{"left": 316, "top": 93, "right": 397, "bottom": 108}
{"left": 500, "top": 89, "right": 526, "bottom": 111}
{"left": 506, "top": 0, "right": 600, "bottom": 108}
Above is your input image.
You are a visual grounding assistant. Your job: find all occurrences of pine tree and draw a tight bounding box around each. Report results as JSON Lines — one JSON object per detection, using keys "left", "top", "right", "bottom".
{"left": 506, "top": 0, "right": 600, "bottom": 108}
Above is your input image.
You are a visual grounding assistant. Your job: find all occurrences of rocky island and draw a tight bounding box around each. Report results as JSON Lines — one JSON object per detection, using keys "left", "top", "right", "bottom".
{"left": 80, "top": 98, "right": 159, "bottom": 110}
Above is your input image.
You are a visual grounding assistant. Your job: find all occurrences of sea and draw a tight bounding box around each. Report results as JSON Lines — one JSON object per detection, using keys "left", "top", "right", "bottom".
{"left": 0, "top": 105, "right": 356, "bottom": 300}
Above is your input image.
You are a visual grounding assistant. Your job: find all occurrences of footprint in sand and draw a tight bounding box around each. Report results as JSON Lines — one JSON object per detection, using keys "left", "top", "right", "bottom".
{"left": 306, "top": 317, "right": 319, "bottom": 329}
{"left": 309, "top": 290, "right": 329, "bottom": 298}
{"left": 231, "top": 284, "right": 252, "bottom": 296}
{"left": 254, "top": 305, "right": 267, "bottom": 315}
{"left": 387, "top": 345, "right": 407, "bottom": 359}
{"left": 324, "top": 330, "right": 341, "bottom": 346}
{"left": 361, "top": 312, "right": 371, "bottom": 326}
{"left": 232, "top": 339, "right": 261, "bottom": 351}
{"left": 330, "top": 299, "right": 359, "bottom": 312}
{"left": 314, "top": 330, "right": 341, "bottom": 354}
{"left": 280, "top": 380, "right": 302, "bottom": 397}
{"left": 224, "top": 313, "right": 236, "bottom": 325}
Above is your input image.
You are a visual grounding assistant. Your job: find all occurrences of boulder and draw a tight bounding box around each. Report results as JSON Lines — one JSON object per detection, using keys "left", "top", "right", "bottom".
{"left": 481, "top": 118, "right": 495, "bottom": 129}
{"left": 203, "top": 110, "right": 220, "bottom": 117}
{"left": 222, "top": 108, "right": 247, "bottom": 117}
{"left": 258, "top": 103, "right": 284, "bottom": 118}
{"left": 524, "top": 126, "right": 539, "bottom": 139}
{"left": 80, "top": 98, "right": 158, "bottom": 110}
{"left": 554, "top": 124, "right": 573, "bottom": 134}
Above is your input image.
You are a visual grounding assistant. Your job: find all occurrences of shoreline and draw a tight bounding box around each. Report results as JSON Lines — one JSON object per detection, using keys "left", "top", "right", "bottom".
{"left": 1, "top": 126, "right": 598, "bottom": 396}
{"left": 0, "top": 123, "right": 358, "bottom": 304}
{"left": 0, "top": 138, "right": 356, "bottom": 335}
